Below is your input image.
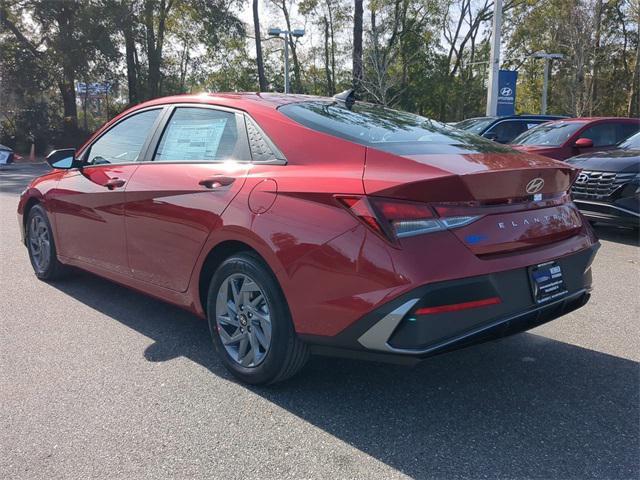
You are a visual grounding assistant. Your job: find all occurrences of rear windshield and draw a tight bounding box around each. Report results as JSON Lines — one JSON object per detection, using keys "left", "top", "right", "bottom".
{"left": 619, "top": 131, "right": 640, "bottom": 150}
{"left": 511, "top": 121, "right": 586, "bottom": 146}
{"left": 279, "top": 101, "right": 510, "bottom": 154}
{"left": 455, "top": 117, "right": 495, "bottom": 134}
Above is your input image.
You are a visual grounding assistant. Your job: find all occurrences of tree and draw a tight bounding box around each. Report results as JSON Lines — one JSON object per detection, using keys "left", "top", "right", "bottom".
{"left": 254, "top": 0, "right": 268, "bottom": 91}
{"left": 504, "top": 0, "right": 637, "bottom": 117}
{"left": 353, "top": 0, "right": 363, "bottom": 90}
{"left": 143, "top": 0, "right": 174, "bottom": 99}
{"left": 1, "top": 0, "right": 117, "bottom": 137}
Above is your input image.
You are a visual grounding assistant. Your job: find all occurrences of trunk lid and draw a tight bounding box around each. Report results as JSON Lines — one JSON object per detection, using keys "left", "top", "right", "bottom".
{"left": 363, "top": 147, "right": 583, "bottom": 255}
{"left": 364, "top": 147, "right": 577, "bottom": 203}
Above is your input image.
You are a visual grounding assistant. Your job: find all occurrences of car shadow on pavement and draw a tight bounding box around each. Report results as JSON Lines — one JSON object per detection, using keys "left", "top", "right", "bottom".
{"left": 592, "top": 224, "right": 639, "bottom": 247}
{"left": 51, "top": 270, "right": 639, "bottom": 480}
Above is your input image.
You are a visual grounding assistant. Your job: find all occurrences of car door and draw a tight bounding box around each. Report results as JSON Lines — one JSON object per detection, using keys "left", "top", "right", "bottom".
{"left": 124, "top": 105, "right": 252, "bottom": 292}
{"left": 52, "top": 108, "right": 163, "bottom": 274}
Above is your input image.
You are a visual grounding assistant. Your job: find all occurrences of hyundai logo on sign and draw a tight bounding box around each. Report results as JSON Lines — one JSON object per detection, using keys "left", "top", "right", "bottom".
{"left": 499, "top": 87, "right": 513, "bottom": 97}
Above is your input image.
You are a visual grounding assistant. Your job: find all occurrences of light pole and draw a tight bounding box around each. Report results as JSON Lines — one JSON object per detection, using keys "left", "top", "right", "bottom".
{"left": 533, "top": 52, "right": 564, "bottom": 114}
{"left": 485, "top": 0, "right": 503, "bottom": 116}
{"left": 268, "top": 27, "right": 305, "bottom": 94}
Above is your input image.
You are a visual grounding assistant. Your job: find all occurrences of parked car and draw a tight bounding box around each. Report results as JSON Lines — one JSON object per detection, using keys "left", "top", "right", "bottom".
{"left": 566, "top": 131, "right": 640, "bottom": 229}
{"left": 0, "top": 144, "right": 16, "bottom": 164}
{"left": 511, "top": 117, "right": 640, "bottom": 160}
{"left": 455, "top": 115, "right": 566, "bottom": 143}
{"left": 18, "top": 92, "right": 599, "bottom": 384}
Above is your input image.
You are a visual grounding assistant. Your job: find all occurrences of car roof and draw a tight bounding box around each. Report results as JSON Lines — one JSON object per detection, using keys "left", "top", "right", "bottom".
{"left": 551, "top": 117, "right": 639, "bottom": 123}
{"left": 130, "top": 92, "right": 329, "bottom": 113}
{"left": 78, "top": 92, "right": 335, "bottom": 155}
{"left": 461, "top": 114, "right": 565, "bottom": 121}
{"left": 502, "top": 114, "right": 566, "bottom": 118}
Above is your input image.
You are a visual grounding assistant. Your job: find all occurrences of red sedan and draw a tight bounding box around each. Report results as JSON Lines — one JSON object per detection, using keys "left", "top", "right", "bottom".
{"left": 511, "top": 117, "right": 640, "bottom": 160}
{"left": 18, "top": 92, "right": 599, "bottom": 384}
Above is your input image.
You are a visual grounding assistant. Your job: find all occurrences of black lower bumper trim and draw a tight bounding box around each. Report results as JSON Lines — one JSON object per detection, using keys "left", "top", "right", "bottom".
{"left": 301, "top": 244, "right": 598, "bottom": 363}
{"left": 307, "top": 290, "right": 590, "bottom": 364}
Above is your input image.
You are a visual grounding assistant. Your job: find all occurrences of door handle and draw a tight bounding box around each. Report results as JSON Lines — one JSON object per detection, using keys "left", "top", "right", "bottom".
{"left": 199, "top": 176, "right": 235, "bottom": 189}
{"left": 105, "top": 178, "right": 126, "bottom": 190}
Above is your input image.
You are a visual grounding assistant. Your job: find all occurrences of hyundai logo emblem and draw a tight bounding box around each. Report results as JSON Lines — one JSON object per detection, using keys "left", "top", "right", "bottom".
{"left": 499, "top": 87, "right": 513, "bottom": 96}
{"left": 526, "top": 177, "right": 545, "bottom": 194}
{"left": 576, "top": 172, "right": 589, "bottom": 184}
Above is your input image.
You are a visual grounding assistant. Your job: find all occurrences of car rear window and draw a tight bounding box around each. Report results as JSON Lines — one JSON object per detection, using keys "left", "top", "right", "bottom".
{"left": 619, "top": 131, "right": 640, "bottom": 150}
{"left": 512, "top": 121, "right": 587, "bottom": 146}
{"left": 279, "top": 101, "right": 510, "bottom": 154}
{"left": 456, "top": 117, "right": 495, "bottom": 134}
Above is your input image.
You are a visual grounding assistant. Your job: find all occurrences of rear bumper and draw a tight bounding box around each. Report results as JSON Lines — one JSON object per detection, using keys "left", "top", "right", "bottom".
{"left": 573, "top": 199, "right": 639, "bottom": 228}
{"left": 302, "top": 243, "right": 599, "bottom": 363}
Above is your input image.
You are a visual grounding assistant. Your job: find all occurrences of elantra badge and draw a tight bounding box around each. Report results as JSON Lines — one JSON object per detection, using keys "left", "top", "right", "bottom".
{"left": 526, "top": 177, "right": 545, "bottom": 194}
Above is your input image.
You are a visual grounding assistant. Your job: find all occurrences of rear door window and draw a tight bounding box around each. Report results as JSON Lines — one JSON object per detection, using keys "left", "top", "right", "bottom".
{"left": 154, "top": 107, "right": 250, "bottom": 162}
{"left": 614, "top": 123, "right": 640, "bottom": 143}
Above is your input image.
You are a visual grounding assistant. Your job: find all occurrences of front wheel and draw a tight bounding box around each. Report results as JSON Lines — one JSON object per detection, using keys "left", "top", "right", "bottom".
{"left": 206, "top": 252, "right": 308, "bottom": 385}
{"left": 26, "top": 204, "right": 67, "bottom": 280}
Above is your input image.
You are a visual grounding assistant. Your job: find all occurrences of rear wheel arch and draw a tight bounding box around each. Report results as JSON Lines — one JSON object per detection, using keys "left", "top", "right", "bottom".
{"left": 198, "top": 240, "right": 285, "bottom": 317}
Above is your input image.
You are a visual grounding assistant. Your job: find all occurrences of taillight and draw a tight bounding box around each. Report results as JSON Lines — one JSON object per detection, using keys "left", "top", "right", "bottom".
{"left": 336, "top": 196, "right": 481, "bottom": 242}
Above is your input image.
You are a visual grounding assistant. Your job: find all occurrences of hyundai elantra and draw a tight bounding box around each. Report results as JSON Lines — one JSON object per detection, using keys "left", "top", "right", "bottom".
{"left": 18, "top": 92, "right": 599, "bottom": 384}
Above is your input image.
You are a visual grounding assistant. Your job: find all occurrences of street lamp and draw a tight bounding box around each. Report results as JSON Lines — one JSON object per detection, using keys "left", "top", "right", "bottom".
{"left": 268, "top": 27, "right": 305, "bottom": 94}
{"left": 533, "top": 51, "right": 564, "bottom": 114}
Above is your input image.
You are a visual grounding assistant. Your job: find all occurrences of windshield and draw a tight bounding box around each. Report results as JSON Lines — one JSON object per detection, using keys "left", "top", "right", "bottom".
{"left": 455, "top": 117, "right": 495, "bottom": 134}
{"left": 279, "top": 101, "right": 509, "bottom": 154}
{"left": 619, "top": 131, "right": 640, "bottom": 150}
{"left": 511, "top": 121, "right": 587, "bottom": 146}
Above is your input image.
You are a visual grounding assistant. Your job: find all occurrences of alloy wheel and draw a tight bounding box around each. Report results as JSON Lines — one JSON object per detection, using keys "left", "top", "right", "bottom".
{"left": 215, "top": 273, "right": 272, "bottom": 367}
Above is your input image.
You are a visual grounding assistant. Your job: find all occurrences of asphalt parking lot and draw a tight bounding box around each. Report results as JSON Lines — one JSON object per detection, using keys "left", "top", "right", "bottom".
{"left": 1, "top": 163, "right": 638, "bottom": 479}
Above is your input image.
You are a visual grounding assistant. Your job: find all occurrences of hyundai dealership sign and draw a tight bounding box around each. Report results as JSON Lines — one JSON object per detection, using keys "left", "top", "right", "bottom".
{"left": 497, "top": 70, "right": 518, "bottom": 116}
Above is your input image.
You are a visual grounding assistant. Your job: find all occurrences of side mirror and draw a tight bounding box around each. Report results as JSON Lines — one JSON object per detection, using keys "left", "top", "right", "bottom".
{"left": 46, "top": 148, "right": 81, "bottom": 169}
{"left": 574, "top": 138, "right": 594, "bottom": 149}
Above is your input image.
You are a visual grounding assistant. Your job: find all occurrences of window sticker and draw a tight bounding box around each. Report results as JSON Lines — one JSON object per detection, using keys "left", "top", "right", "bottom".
{"left": 158, "top": 118, "right": 228, "bottom": 160}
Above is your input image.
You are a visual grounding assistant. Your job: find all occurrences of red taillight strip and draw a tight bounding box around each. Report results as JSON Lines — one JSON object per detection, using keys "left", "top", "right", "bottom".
{"left": 414, "top": 296, "right": 501, "bottom": 315}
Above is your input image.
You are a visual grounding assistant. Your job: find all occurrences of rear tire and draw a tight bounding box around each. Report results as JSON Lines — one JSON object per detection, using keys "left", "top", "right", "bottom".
{"left": 206, "top": 252, "right": 308, "bottom": 385}
{"left": 26, "top": 204, "right": 67, "bottom": 280}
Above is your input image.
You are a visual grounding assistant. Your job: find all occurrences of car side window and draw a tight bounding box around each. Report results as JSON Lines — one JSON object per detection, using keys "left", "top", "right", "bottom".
{"left": 485, "top": 120, "right": 528, "bottom": 143}
{"left": 578, "top": 123, "right": 619, "bottom": 147}
{"left": 154, "top": 107, "right": 247, "bottom": 162}
{"left": 86, "top": 109, "right": 160, "bottom": 165}
{"left": 615, "top": 123, "right": 640, "bottom": 143}
{"left": 245, "top": 116, "right": 284, "bottom": 162}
